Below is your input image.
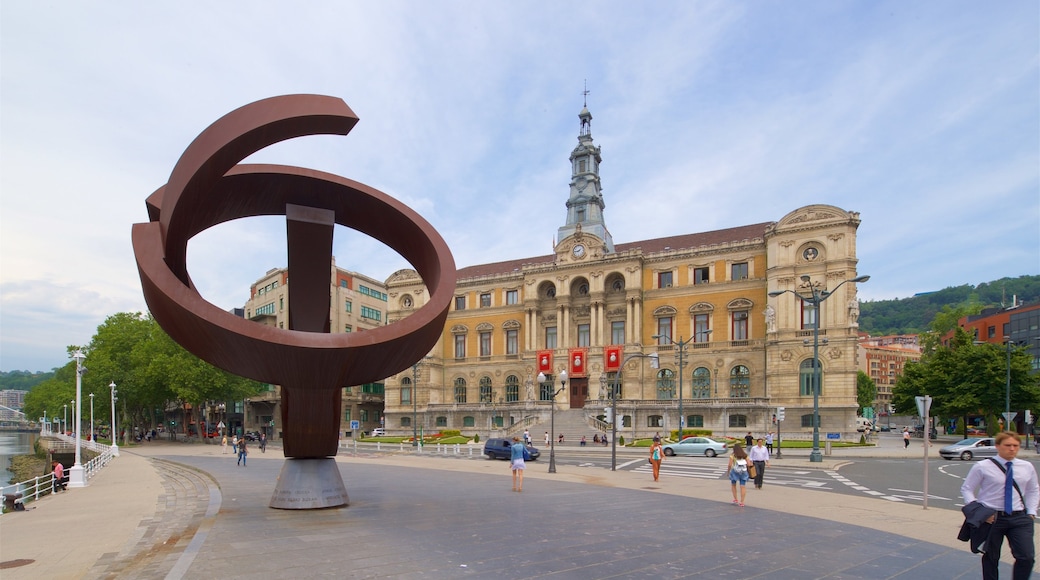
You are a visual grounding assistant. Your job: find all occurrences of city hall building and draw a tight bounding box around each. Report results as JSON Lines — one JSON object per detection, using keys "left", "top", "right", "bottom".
{"left": 381, "top": 105, "right": 868, "bottom": 441}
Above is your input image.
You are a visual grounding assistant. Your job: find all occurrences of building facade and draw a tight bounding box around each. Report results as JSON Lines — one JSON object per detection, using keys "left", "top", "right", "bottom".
{"left": 857, "top": 335, "right": 922, "bottom": 416}
{"left": 239, "top": 258, "right": 390, "bottom": 439}
{"left": 382, "top": 105, "right": 869, "bottom": 441}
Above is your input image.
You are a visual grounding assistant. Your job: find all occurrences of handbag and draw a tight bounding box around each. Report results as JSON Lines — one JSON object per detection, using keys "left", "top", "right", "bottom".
{"left": 748, "top": 463, "right": 757, "bottom": 478}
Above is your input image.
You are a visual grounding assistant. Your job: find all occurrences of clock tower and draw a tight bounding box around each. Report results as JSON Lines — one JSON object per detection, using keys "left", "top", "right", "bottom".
{"left": 557, "top": 102, "right": 614, "bottom": 255}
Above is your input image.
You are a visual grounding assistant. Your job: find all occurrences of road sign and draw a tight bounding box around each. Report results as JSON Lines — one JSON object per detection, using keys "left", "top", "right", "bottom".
{"left": 350, "top": 420, "right": 360, "bottom": 430}
{"left": 915, "top": 396, "right": 932, "bottom": 418}
{"left": 1002, "top": 412, "right": 1017, "bottom": 425}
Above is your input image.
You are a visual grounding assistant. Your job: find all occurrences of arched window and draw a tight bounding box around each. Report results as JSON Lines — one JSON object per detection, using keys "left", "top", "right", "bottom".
{"left": 454, "top": 377, "right": 467, "bottom": 403}
{"left": 800, "top": 359, "right": 820, "bottom": 396}
{"left": 435, "top": 416, "right": 447, "bottom": 427}
{"left": 729, "top": 414, "right": 747, "bottom": 428}
{"left": 505, "top": 375, "right": 520, "bottom": 402}
{"left": 729, "top": 366, "right": 750, "bottom": 398}
{"left": 656, "top": 369, "right": 675, "bottom": 400}
{"left": 463, "top": 416, "right": 475, "bottom": 427}
{"left": 691, "top": 367, "right": 711, "bottom": 398}
{"left": 479, "top": 376, "right": 493, "bottom": 403}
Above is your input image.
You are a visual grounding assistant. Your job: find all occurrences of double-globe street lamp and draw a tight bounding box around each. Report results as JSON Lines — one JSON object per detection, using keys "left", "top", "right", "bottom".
{"left": 109, "top": 381, "right": 119, "bottom": 456}
{"left": 652, "top": 335, "right": 692, "bottom": 440}
{"left": 537, "top": 370, "right": 568, "bottom": 473}
{"left": 770, "top": 274, "right": 869, "bottom": 463}
{"left": 89, "top": 392, "right": 94, "bottom": 442}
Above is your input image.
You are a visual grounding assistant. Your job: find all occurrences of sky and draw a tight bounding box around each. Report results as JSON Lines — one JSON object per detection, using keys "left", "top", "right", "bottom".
{"left": 1, "top": 2, "right": 1037, "bottom": 373}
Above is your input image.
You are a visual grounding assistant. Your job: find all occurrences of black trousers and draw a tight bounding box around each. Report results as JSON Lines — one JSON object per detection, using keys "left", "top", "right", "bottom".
{"left": 752, "top": 460, "right": 766, "bottom": 488}
{"left": 982, "top": 512, "right": 1034, "bottom": 580}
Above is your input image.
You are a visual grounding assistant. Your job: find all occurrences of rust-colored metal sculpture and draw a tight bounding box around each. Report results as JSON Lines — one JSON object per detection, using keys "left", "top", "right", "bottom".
{"left": 132, "top": 94, "right": 455, "bottom": 508}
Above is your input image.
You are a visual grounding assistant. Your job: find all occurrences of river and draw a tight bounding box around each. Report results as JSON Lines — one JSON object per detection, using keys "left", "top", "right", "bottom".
{"left": 1, "top": 431, "right": 38, "bottom": 487}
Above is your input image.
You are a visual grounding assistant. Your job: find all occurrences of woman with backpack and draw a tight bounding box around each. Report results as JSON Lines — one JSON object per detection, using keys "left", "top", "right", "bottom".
{"left": 728, "top": 443, "right": 751, "bottom": 506}
{"left": 649, "top": 436, "right": 664, "bottom": 482}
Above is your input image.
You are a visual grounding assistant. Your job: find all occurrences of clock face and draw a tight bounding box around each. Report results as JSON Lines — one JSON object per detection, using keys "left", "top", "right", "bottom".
{"left": 572, "top": 244, "right": 586, "bottom": 258}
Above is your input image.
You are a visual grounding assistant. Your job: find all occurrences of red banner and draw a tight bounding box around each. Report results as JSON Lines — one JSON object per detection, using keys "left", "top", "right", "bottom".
{"left": 604, "top": 346, "right": 622, "bottom": 371}
{"left": 569, "top": 348, "right": 588, "bottom": 377}
{"left": 537, "top": 350, "right": 553, "bottom": 373}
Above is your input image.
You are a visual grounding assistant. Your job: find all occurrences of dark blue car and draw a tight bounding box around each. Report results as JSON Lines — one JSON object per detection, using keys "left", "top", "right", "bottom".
{"left": 483, "top": 437, "right": 540, "bottom": 460}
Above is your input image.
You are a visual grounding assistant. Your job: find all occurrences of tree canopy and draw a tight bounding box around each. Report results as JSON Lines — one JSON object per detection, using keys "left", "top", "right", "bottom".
{"left": 23, "top": 312, "right": 263, "bottom": 432}
{"left": 892, "top": 327, "right": 1040, "bottom": 430}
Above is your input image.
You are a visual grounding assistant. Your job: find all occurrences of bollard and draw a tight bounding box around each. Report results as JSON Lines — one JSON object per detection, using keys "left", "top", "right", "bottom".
{"left": 454, "top": 444, "right": 459, "bottom": 455}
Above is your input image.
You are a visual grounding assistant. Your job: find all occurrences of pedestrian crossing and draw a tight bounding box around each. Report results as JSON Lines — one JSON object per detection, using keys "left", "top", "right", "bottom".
{"left": 631, "top": 456, "right": 839, "bottom": 490}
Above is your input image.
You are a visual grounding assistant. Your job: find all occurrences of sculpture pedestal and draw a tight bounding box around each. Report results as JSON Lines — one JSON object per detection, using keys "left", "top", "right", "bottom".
{"left": 270, "top": 458, "right": 349, "bottom": 510}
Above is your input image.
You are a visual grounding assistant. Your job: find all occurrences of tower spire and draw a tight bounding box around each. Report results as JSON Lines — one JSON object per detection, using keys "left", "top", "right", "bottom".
{"left": 557, "top": 90, "right": 614, "bottom": 254}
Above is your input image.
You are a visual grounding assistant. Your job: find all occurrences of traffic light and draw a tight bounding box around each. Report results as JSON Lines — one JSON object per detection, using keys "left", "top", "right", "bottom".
{"left": 776, "top": 407, "right": 785, "bottom": 422}
{"left": 772, "top": 413, "right": 776, "bottom": 424}
{"left": 1026, "top": 410, "right": 1033, "bottom": 424}
{"left": 604, "top": 407, "right": 613, "bottom": 424}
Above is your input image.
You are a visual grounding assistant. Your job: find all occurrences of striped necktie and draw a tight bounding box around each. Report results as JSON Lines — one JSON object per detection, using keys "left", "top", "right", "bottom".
{"left": 1004, "top": 461, "right": 1014, "bottom": 514}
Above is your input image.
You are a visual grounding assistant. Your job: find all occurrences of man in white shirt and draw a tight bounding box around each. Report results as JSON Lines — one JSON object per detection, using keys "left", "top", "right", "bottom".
{"left": 961, "top": 431, "right": 1039, "bottom": 580}
{"left": 748, "top": 438, "right": 770, "bottom": 489}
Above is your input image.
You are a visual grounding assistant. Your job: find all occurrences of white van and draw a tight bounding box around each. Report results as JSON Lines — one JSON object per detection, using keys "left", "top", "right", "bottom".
{"left": 856, "top": 417, "right": 877, "bottom": 432}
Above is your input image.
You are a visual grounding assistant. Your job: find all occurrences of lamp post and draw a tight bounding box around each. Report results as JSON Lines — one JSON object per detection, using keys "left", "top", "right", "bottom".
{"left": 109, "top": 381, "right": 119, "bottom": 456}
{"left": 603, "top": 352, "right": 660, "bottom": 471}
{"left": 89, "top": 392, "right": 95, "bottom": 442}
{"left": 411, "top": 359, "right": 424, "bottom": 448}
{"left": 652, "top": 334, "right": 691, "bottom": 440}
{"left": 538, "top": 370, "right": 567, "bottom": 473}
{"left": 770, "top": 274, "right": 869, "bottom": 463}
{"left": 1004, "top": 336, "right": 1012, "bottom": 430}
{"left": 63, "top": 404, "right": 68, "bottom": 435}
{"left": 68, "top": 350, "right": 87, "bottom": 487}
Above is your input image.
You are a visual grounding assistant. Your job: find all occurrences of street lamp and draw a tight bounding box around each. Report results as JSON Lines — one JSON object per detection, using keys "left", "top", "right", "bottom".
{"left": 89, "top": 392, "right": 95, "bottom": 442}
{"left": 770, "top": 274, "right": 869, "bottom": 463}
{"left": 68, "top": 350, "right": 87, "bottom": 487}
{"left": 602, "top": 352, "right": 660, "bottom": 471}
{"left": 109, "top": 381, "right": 119, "bottom": 456}
{"left": 1004, "top": 336, "right": 1012, "bottom": 430}
{"left": 538, "top": 370, "right": 567, "bottom": 473}
{"left": 652, "top": 334, "right": 692, "bottom": 440}
{"left": 411, "top": 359, "right": 422, "bottom": 448}
{"left": 63, "top": 403, "right": 68, "bottom": 435}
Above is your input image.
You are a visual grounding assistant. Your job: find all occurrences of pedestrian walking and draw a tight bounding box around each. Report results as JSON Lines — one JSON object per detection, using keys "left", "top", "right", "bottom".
{"left": 221, "top": 435, "right": 228, "bottom": 454}
{"left": 544, "top": 431, "right": 550, "bottom": 446}
{"left": 749, "top": 438, "right": 770, "bottom": 489}
{"left": 903, "top": 427, "right": 911, "bottom": 449}
{"left": 510, "top": 437, "right": 526, "bottom": 492}
{"left": 232, "top": 434, "right": 239, "bottom": 453}
{"left": 237, "top": 438, "right": 248, "bottom": 466}
{"left": 259, "top": 432, "right": 267, "bottom": 453}
{"left": 728, "top": 444, "right": 750, "bottom": 507}
{"left": 649, "top": 436, "right": 664, "bottom": 482}
{"left": 744, "top": 432, "right": 754, "bottom": 449}
{"left": 523, "top": 429, "right": 531, "bottom": 445}
{"left": 765, "top": 432, "right": 774, "bottom": 455}
{"left": 960, "top": 431, "right": 1038, "bottom": 579}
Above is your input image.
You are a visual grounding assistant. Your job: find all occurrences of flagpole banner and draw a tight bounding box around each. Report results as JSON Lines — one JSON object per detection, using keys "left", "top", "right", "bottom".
{"left": 537, "top": 350, "right": 554, "bottom": 374}
{"left": 569, "top": 348, "right": 588, "bottom": 377}
{"left": 604, "top": 346, "right": 622, "bottom": 371}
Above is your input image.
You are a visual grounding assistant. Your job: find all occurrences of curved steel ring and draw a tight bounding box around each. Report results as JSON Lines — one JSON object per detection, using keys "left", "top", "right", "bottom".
{"left": 131, "top": 94, "right": 455, "bottom": 389}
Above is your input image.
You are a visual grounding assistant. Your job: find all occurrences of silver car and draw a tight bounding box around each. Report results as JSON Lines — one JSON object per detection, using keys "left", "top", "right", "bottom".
{"left": 662, "top": 436, "right": 727, "bottom": 457}
{"left": 939, "top": 437, "right": 997, "bottom": 461}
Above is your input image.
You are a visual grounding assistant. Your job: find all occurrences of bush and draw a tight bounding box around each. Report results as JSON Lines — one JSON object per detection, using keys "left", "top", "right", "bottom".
{"left": 618, "top": 436, "right": 625, "bottom": 446}
{"left": 472, "top": 434, "right": 479, "bottom": 443}
{"left": 441, "top": 429, "right": 461, "bottom": 437}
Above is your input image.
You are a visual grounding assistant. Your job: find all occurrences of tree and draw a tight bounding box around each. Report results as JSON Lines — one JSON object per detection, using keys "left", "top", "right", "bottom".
{"left": 893, "top": 327, "right": 1040, "bottom": 433}
{"left": 25, "top": 312, "right": 264, "bottom": 438}
{"left": 856, "top": 371, "right": 877, "bottom": 412}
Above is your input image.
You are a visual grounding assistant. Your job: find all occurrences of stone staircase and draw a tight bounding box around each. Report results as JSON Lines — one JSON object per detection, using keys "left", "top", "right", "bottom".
{"left": 523, "top": 409, "right": 611, "bottom": 447}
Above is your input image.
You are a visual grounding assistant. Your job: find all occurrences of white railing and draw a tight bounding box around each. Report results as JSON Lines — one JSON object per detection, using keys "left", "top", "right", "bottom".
{"left": 1, "top": 473, "right": 58, "bottom": 513}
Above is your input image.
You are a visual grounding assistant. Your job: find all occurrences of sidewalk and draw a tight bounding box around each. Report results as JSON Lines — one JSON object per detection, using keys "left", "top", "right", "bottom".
{"left": 0, "top": 437, "right": 1005, "bottom": 578}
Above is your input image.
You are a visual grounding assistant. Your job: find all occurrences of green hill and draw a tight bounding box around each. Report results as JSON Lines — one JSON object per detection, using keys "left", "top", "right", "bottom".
{"left": 859, "top": 275, "right": 1040, "bottom": 336}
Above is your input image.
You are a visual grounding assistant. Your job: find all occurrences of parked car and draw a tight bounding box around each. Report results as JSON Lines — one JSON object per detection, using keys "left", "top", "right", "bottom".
{"left": 483, "top": 437, "right": 540, "bottom": 460}
{"left": 965, "top": 426, "right": 986, "bottom": 436}
{"left": 243, "top": 431, "right": 261, "bottom": 442}
{"left": 662, "top": 436, "right": 727, "bottom": 457}
{"left": 368, "top": 428, "right": 386, "bottom": 437}
{"left": 939, "top": 437, "right": 997, "bottom": 461}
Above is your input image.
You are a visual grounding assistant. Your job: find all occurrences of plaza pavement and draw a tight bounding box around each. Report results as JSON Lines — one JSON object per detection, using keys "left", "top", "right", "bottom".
{"left": 0, "top": 435, "right": 1026, "bottom": 579}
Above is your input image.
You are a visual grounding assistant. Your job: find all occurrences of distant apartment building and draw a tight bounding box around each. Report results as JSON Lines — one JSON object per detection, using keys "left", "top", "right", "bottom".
{"left": 236, "top": 258, "right": 389, "bottom": 439}
{"left": 857, "top": 335, "right": 921, "bottom": 414}
{"left": 949, "top": 301, "right": 1040, "bottom": 370}
{"left": 0, "top": 389, "right": 27, "bottom": 421}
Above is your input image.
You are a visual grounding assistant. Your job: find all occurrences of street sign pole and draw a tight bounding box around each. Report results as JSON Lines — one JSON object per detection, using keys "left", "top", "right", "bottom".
{"left": 916, "top": 395, "right": 932, "bottom": 509}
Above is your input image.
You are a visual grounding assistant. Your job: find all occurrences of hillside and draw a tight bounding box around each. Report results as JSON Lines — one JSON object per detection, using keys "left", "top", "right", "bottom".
{"left": 859, "top": 275, "right": 1040, "bottom": 336}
